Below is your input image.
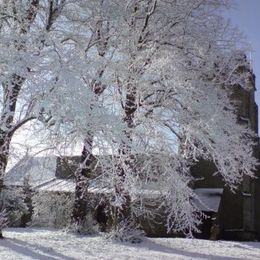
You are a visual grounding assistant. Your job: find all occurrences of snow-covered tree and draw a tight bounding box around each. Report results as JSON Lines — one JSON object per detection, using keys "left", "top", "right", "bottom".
{"left": 89, "top": 0, "right": 258, "bottom": 238}
{"left": 0, "top": 0, "right": 68, "bottom": 237}
{"left": 67, "top": 0, "right": 115, "bottom": 228}
{"left": 7, "top": 0, "right": 257, "bottom": 239}
{"left": 38, "top": 0, "right": 257, "bottom": 238}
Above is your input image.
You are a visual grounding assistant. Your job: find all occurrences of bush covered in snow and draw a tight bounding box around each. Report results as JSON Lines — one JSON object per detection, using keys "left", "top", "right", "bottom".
{"left": 0, "top": 186, "right": 29, "bottom": 227}
{"left": 0, "top": 209, "right": 8, "bottom": 233}
{"left": 107, "top": 218, "right": 144, "bottom": 243}
{"left": 32, "top": 191, "right": 74, "bottom": 228}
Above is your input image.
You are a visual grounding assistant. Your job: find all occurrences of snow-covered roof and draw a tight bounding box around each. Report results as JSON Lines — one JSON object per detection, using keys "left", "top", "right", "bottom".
{"left": 34, "top": 177, "right": 223, "bottom": 213}
{"left": 5, "top": 157, "right": 57, "bottom": 186}
{"left": 193, "top": 188, "right": 223, "bottom": 212}
{"left": 5, "top": 155, "right": 224, "bottom": 213}
{"left": 34, "top": 177, "right": 112, "bottom": 194}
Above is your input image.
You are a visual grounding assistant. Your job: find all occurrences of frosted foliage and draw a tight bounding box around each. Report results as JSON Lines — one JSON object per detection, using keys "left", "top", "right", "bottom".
{"left": 32, "top": 191, "right": 97, "bottom": 233}
{"left": 101, "top": 154, "right": 202, "bottom": 236}
{"left": 0, "top": 187, "right": 27, "bottom": 214}
{"left": 0, "top": 187, "right": 28, "bottom": 227}
{"left": 107, "top": 218, "right": 144, "bottom": 243}
{"left": 32, "top": 192, "right": 74, "bottom": 228}
{"left": 42, "top": 0, "right": 258, "bottom": 235}
{"left": 75, "top": 1, "right": 255, "bottom": 236}
{"left": 0, "top": 0, "right": 258, "bottom": 236}
{"left": 143, "top": 53, "right": 258, "bottom": 189}
{"left": 0, "top": 209, "right": 7, "bottom": 231}
{"left": 142, "top": 156, "right": 201, "bottom": 236}
{"left": 0, "top": 0, "right": 77, "bottom": 179}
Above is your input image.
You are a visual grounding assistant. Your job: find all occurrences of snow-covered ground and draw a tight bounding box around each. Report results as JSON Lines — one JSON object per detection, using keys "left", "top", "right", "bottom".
{"left": 1, "top": 228, "right": 260, "bottom": 260}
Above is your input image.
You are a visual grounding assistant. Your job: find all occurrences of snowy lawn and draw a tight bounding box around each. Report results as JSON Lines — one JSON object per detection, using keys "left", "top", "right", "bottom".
{"left": 0, "top": 228, "right": 260, "bottom": 260}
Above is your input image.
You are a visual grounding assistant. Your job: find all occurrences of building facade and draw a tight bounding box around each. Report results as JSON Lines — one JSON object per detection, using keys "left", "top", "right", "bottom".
{"left": 191, "top": 69, "right": 260, "bottom": 240}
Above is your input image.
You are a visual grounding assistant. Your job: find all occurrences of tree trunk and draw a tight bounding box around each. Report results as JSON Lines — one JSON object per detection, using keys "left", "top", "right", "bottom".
{"left": 71, "top": 69, "right": 107, "bottom": 229}
{"left": 71, "top": 133, "right": 95, "bottom": 228}
{"left": 113, "top": 82, "right": 137, "bottom": 228}
{"left": 0, "top": 134, "right": 10, "bottom": 239}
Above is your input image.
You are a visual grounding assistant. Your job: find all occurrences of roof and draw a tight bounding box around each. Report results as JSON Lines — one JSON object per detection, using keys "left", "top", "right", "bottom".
{"left": 5, "top": 157, "right": 57, "bottom": 186}
{"left": 34, "top": 177, "right": 223, "bottom": 213}
{"left": 193, "top": 188, "right": 223, "bottom": 212}
{"left": 34, "top": 175, "right": 112, "bottom": 194}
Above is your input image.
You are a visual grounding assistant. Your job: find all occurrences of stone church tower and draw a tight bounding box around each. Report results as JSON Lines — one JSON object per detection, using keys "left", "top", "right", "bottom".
{"left": 220, "top": 70, "right": 259, "bottom": 240}
{"left": 192, "top": 65, "right": 260, "bottom": 240}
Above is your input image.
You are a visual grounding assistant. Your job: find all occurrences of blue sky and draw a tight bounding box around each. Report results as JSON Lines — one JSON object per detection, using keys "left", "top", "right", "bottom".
{"left": 226, "top": 0, "right": 260, "bottom": 127}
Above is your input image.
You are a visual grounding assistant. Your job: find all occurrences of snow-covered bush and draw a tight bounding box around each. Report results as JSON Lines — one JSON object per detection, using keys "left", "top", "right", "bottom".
{"left": 0, "top": 209, "right": 8, "bottom": 234}
{"left": 67, "top": 213, "right": 98, "bottom": 235}
{"left": 32, "top": 191, "right": 74, "bottom": 228}
{"left": 32, "top": 190, "right": 99, "bottom": 233}
{"left": 0, "top": 186, "right": 29, "bottom": 227}
{"left": 107, "top": 217, "right": 144, "bottom": 243}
